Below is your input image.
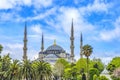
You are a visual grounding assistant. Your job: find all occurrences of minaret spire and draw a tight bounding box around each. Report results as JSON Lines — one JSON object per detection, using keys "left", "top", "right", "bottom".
{"left": 23, "top": 23, "right": 27, "bottom": 60}
{"left": 80, "top": 32, "right": 83, "bottom": 58}
{"left": 70, "top": 19, "right": 74, "bottom": 63}
{"left": 41, "top": 33, "right": 44, "bottom": 52}
{"left": 54, "top": 39, "right": 56, "bottom": 46}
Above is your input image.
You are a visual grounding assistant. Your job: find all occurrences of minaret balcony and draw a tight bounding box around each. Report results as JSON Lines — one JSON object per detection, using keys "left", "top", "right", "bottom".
{"left": 70, "top": 37, "right": 74, "bottom": 40}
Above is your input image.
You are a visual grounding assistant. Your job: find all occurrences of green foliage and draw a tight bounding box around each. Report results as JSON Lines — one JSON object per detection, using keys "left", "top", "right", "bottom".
{"left": 56, "top": 58, "right": 69, "bottom": 68}
{"left": 0, "top": 54, "right": 53, "bottom": 80}
{"left": 63, "top": 64, "right": 77, "bottom": 80}
{"left": 32, "top": 61, "right": 52, "bottom": 80}
{"left": 21, "top": 60, "right": 35, "bottom": 80}
{"left": 76, "top": 58, "right": 104, "bottom": 74}
{"left": 111, "top": 76, "right": 120, "bottom": 80}
{"left": 82, "top": 44, "right": 93, "bottom": 57}
{"left": 53, "top": 58, "right": 69, "bottom": 79}
{"left": 93, "top": 74, "right": 98, "bottom": 80}
{"left": 107, "top": 57, "right": 120, "bottom": 73}
{"left": 77, "top": 75, "right": 82, "bottom": 80}
{"left": 89, "top": 68, "right": 99, "bottom": 80}
{"left": 82, "top": 44, "right": 93, "bottom": 80}
{"left": 90, "top": 59, "right": 104, "bottom": 74}
{"left": 76, "top": 58, "right": 87, "bottom": 73}
{"left": 7, "top": 60, "right": 21, "bottom": 80}
{"left": 0, "top": 54, "right": 11, "bottom": 79}
{"left": 99, "top": 76, "right": 109, "bottom": 80}
{"left": 64, "top": 68, "right": 72, "bottom": 79}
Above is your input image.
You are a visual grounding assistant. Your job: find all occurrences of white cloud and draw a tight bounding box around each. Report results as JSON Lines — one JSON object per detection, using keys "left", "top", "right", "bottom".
{"left": 22, "top": 0, "right": 32, "bottom": 6}
{"left": 99, "top": 17, "right": 120, "bottom": 41}
{"left": 87, "top": 0, "right": 109, "bottom": 12}
{"left": 5, "top": 43, "right": 23, "bottom": 49}
{"left": 100, "top": 57, "right": 112, "bottom": 65}
{"left": 78, "top": 0, "right": 109, "bottom": 17}
{"left": 1, "top": 42, "right": 39, "bottom": 60}
{"left": 28, "top": 50, "right": 38, "bottom": 60}
{"left": 31, "top": 24, "right": 42, "bottom": 34}
{"left": 27, "top": 7, "right": 56, "bottom": 21}
{"left": 50, "top": 7, "right": 95, "bottom": 37}
{"left": 45, "top": 0, "right": 109, "bottom": 37}
{"left": 0, "top": 0, "right": 14, "bottom": 9}
{"left": 91, "top": 50, "right": 120, "bottom": 65}
{"left": 0, "top": 0, "right": 52, "bottom": 10}
{"left": 1, "top": 43, "right": 23, "bottom": 60}
{"left": 33, "top": 0, "right": 53, "bottom": 9}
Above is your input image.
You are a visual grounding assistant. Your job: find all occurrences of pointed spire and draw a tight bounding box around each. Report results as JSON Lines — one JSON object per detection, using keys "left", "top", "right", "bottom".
{"left": 71, "top": 18, "right": 74, "bottom": 37}
{"left": 23, "top": 22, "right": 27, "bottom": 60}
{"left": 70, "top": 19, "right": 74, "bottom": 63}
{"left": 41, "top": 33, "right": 44, "bottom": 52}
{"left": 54, "top": 39, "right": 56, "bottom": 46}
{"left": 80, "top": 32, "right": 83, "bottom": 58}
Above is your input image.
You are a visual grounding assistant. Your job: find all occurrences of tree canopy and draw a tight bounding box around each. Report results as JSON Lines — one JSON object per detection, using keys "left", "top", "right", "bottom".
{"left": 107, "top": 57, "right": 120, "bottom": 73}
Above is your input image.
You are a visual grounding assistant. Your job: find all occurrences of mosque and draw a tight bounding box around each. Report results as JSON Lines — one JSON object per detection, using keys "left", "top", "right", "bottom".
{"left": 23, "top": 20, "right": 83, "bottom": 64}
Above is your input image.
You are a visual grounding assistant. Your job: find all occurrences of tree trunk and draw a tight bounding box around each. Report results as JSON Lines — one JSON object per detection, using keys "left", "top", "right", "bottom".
{"left": 86, "top": 57, "right": 89, "bottom": 80}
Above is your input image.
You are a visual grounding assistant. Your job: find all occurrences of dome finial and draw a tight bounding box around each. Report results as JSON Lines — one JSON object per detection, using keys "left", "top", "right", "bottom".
{"left": 54, "top": 39, "right": 56, "bottom": 46}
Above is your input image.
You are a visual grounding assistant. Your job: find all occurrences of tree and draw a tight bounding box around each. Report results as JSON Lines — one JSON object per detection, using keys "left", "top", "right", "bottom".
{"left": 64, "top": 65, "right": 77, "bottom": 80}
{"left": 21, "top": 60, "right": 35, "bottom": 80}
{"left": 112, "top": 67, "right": 120, "bottom": 79}
{"left": 64, "top": 68, "right": 72, "bottom": 79}
{"left": 90, "top": 58, "right": 104, "bottom": 74}
{"left": 7, "top": 60, "right": 21, "bottom": 80}
{"left": 107, "top": 57, "right": 120, "bottom": 74}
{"left": 99, "top": 75, "right": 109, "bottom": 80}
{"left": 93, "top": 74, "right": 98, "bottom": 80}
{"left": 53, "top": 58, "right": 69, "bottom": 80}
{"left": 76, "top": 58, "right": 87, "bottom": 73}
{"left": 89, "top": 68, "right": 99, "bottom": 80}
{"left": 55, "top": 58, "right": 69, "bottom": 68}
{"left": 0, "top": 54, "right": 11, "bottom": 80}
{"left": 0, "top": 44, "right": 3, "bottom": 54}
{"left": 32, "top": 61, "right": 53, "bottom": 80}
{"left": 82, "top": 44, "right": 93, "bottom": 80}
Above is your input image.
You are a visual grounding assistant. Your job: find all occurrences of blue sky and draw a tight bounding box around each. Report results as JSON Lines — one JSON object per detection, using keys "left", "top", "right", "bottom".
{"left": 0, "top": 0, "right": 120, "bottom": 64}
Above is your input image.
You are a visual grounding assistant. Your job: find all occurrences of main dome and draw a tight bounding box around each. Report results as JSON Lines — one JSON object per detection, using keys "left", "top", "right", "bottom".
{"left": 46, "top": 44, "right": 64, "bottom": 52}
{"left": 44, "top": 40, "right": 65, "bottom": 54}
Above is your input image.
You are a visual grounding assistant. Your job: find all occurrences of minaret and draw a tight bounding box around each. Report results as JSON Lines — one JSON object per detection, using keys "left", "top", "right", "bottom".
{"left": 41, "top": 33, "right": 44, "bottom": 52}
{"left": 70, "top": 19, "right": 74, "bottom": 63}
{"left": 23, "top": 23, "right": 27, "bottom": 60}
{"left": 80, "top": 33, "right": 83, "bottom": 58}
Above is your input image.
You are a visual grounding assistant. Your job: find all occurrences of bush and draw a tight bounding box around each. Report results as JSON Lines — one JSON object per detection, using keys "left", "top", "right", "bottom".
{"left": 93, "top": 74, "right": 98, "bottom": 80}
{"left": 111, "top": 76, "right": 120, "bottom": 80}
{"left": 77, "top": 75, "right": 82, "bottom": 80}
{"left": 89, "top": 68, "right": 99, "bottom": 80}
{"left": 99, "top": 75, "right": 109, "bottom": 80}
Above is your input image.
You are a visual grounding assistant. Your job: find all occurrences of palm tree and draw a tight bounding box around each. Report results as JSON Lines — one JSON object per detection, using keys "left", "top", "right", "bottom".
{"left": 32, "top": 61, "right": 53, "bottom": 80}
{"left": 21, "top": 60, "right": 35, "bottom": 80}
{"left": 82, "top": 44, "right": 93, "bottom": 80}
{"left": 7, "top": 60, "right": 21, "bottom": 80}
{"left": 0, "top": 54, "right": 11, "bottom": 80}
